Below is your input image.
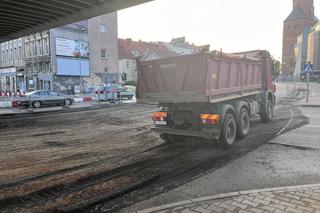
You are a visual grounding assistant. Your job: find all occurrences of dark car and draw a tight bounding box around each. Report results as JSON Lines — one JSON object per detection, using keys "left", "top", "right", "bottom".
{"left": 21, "top": 90, "right": 73, "bottom": 108}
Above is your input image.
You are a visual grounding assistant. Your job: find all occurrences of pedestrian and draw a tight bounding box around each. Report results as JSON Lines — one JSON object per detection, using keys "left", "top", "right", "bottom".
{"left": 301, "top": 75, "right": 305, "bottom": 83}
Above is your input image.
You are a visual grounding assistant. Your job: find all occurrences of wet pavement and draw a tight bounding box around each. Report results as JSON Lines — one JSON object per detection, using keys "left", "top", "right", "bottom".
{"left": 136, "top": 184, "right": 320, "bottom": 213}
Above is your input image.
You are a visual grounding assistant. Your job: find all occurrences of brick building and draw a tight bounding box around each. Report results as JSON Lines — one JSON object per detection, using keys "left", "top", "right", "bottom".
{"left": 282, "top": 0, "right": 318, "bottom": 75}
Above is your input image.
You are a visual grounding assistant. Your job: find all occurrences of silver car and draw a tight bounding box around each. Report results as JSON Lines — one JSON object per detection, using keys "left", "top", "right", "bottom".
{"left": 21, "top": 90, "right": 73, "bottom": 108}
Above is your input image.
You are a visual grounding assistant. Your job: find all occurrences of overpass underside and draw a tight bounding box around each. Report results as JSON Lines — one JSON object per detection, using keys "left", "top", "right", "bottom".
{"left": 0, "top": 0, "right": 152, "bottom": 42}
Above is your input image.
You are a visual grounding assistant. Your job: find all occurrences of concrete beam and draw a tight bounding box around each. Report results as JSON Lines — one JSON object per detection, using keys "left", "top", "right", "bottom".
{"left": 0, "top": 0, "right": 153, "bottom": 43}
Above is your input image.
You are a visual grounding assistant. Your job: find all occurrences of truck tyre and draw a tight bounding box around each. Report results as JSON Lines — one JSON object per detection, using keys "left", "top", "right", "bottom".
{"left": 160, "top": 134, "right": 185, "bottom": 143}
{"left": 260, "top": 101, "right": 273, "bottom": 123}
{"left": 237, "top": 108, "right": 250, "bottom": 139}
{"left": 218, "top": 113, "right": 237, "bottom": 148}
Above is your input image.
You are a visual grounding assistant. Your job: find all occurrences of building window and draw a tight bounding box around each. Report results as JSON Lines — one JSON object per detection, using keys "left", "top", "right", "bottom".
{"left": 100, "top": 24, "right": 107, "bottom": 33}
{"left": 32, "top": 40, "right": 37, "bottom": 56}
{"left": 19, "top": 46, "right": 22, "bottom": 62}
{"left": 43, "top": 37, "right": 49, "bottom": 55}
{"left": 10, "top": 48, "right": 13, "bottom": 64}
{"left": 30, "top": 40, "right": 37, "bottom": 57}
{"left": 24, "top": 42, "right": 28, "bottom": 58}
{"left": 14, "top": 47, "right": 17, "bottom": 64}
{"left": 37, "top": 39, "right": 42, "bottom": 56}
{"left": 101, "top": 49, "right": 107, "bottom": 58}
{"left": 1, "top": 51, "right": 4, "bottom": 64}
{"left": 6, "top": 50, "right": 8, "bottom": 64}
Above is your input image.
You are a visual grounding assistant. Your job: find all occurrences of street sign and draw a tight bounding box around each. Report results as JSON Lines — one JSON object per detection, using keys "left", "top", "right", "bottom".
{"left": 304, "top": 63, "right": 313, "bottom": 73}
{"left": 304, "top": 63, "right": 313, "bottom": 103}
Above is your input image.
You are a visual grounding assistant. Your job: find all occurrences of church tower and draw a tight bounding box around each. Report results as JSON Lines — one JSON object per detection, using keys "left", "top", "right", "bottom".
{"left": 293, "top": 0, "right": 314, "bottom": 17}
{"left": 282, "top": 0, "right": 318, "bottom": 75}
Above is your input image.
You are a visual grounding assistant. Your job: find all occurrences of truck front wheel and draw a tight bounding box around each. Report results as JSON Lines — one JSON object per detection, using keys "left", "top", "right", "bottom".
{"left": 218, "top": 113, "right": 237, "bottom": 148}
{"left": 237, "top": 108, "right": 250, "bottom": 139}
{"left": 160, "top": 134, "right": 185, "bottom": 143}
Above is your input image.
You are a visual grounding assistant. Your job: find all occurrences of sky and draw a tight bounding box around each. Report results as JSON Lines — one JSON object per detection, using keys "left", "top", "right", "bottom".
{"left": 118, "top": 0, "right": 320, "bottom": 60}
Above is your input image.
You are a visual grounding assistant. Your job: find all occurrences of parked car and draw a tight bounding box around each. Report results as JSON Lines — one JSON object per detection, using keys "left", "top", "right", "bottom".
{"left": 118, "top": 86, "right": 135, "bottom": 100}
{"left": 20, "top": 90, "right": 74, "bottom": 108}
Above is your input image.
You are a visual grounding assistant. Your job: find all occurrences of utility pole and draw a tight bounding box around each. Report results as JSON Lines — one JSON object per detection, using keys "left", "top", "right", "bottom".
{"left": 31, "top": 36, "right": 36, "bottom": 91}
{"left": 79, "top": 45, "right": 82, "bottom": 94}
{"left": 78, "top": 28, "right": 87, "bottom": 94}
{"left": 281, "top": 63, "right": 290, "bottom": 97}
{"left": 305, "top": 61, "right": 313, "bottom": 103}
{"left": 306, "top": 72, "right": 310, "bottom": 103}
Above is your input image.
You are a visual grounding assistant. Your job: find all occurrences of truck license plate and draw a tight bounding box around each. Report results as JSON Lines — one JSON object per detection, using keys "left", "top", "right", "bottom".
{"left": 155, "top": 121, "right": 167, "bottom": 125}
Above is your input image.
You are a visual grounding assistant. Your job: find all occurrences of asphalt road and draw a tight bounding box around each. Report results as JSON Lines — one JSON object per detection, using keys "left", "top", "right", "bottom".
{"left": 0, "top": 97, "right": 313, "bottom": 213}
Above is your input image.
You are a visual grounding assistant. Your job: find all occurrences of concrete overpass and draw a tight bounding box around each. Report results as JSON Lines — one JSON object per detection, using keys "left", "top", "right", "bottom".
{"left": 0, "top": 0, "right": 153, "bottom": 43}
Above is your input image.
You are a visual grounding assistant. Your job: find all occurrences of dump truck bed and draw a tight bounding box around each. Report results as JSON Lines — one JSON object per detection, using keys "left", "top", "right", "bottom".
{"left": 137, "top": 52, "right": 266, "bottom": 103}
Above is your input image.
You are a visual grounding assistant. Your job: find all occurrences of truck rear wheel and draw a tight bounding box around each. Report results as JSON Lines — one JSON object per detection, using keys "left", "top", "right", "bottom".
{"left": 218, "top": 113, "right": 237, "bottom": 148}
{"left": 237, "top": 108, "right": 250, "bottom": 139}
{"left": 260, "top": 101, "right": 273, "bottom": 123}
{"left": 160, "top": 134, "right": 185, "bottom": 143}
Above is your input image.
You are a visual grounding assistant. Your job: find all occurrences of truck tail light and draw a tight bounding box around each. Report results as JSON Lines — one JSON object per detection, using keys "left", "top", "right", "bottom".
{"left": 200, "top": 114, "right": 220, "bottom": 125}
{"left": 152, "top": 111, "right": 168, "bottom": 121}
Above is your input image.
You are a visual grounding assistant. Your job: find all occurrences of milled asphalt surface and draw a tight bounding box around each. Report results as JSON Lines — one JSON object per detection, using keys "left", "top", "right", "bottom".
{"left": 121, "top": 84, "right": 320, "bottom": 213}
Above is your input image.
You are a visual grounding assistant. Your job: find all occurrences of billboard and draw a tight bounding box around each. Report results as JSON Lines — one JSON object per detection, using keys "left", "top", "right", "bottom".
{"left": 56, "top": 58, "right": 90, "bottom": 76}
{"left": 56, "top": 38, "right": 89, "bottom": 58}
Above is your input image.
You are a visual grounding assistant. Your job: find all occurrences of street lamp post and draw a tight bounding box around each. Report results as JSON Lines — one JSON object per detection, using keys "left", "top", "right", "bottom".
{"left": 31, "top": 36, "right": 36, "bottom": 91}
{"left": 281, "top": 62, "right": 290, "bottom": 97}
{"left": 79, "top": 46, "right": 82, "bottom": 94}
{"left": 78, "top": 28, "right": 86, "bottom": 94}
{"left": 306, "top": 61, "right": 312, "bottom": 103}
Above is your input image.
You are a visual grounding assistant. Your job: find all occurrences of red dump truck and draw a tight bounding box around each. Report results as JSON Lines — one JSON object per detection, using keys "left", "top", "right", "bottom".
{"left": 137, "top": 50, "right": 276, "bottom": 147}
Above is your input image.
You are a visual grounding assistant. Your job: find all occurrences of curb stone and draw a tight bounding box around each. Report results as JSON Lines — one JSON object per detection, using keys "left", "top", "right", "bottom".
{"left": 135, "top": 184, "right": 320, "bottom": 213}
{"left": 294, "top": 104, "right": 320, "bottom": 108}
